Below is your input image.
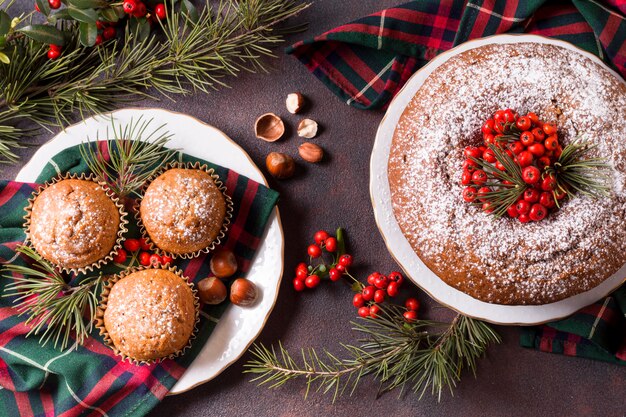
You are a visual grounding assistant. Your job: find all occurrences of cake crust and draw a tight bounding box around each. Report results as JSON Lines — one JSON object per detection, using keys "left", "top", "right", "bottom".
{"left": 388, "top": 42, "right": 626, "bottom": 305}
{"left": 29, "top": 178, "right": 121, "bottom": 269}
{"left": 140, "top": 168, "right": 227, "bottom": 255}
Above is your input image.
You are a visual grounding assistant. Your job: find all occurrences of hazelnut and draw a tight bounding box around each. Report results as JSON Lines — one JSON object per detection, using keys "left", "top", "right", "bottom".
{"left": 230, "top": 278, "right": 258, "bottom": 306}
{"left": 197, "top": 277, "right": 227, "bottom": 305}
{"left": 266, "top": 152, "right": 295, "bottom": 179}
{"left": 210, "top": 249, "right": 238, "bottom": 278}
{"left": 286, "top": 93, "right": 305, "bottom": 114}
{"left": 298, "top": 142, "right": 323, "bottom": 163}
{"left": 297, "top": 118, "right": 318, "bottom": 139}
{"left": 255, "top": 113, "right": 285, "bottom": 142}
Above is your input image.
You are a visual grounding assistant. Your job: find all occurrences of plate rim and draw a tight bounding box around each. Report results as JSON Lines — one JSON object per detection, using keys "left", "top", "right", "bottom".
{"left": 369, "top": 34, "right": 626, "bottom": 325}
{"left": 15, "top": 107, "right": 285, "bottom": 393}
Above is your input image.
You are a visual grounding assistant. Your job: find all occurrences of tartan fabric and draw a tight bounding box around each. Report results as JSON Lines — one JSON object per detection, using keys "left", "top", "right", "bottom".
{"left": 287, "top": 0, "right": 626, "bottom": 110}
{"left": 520, "top": 286, "right": 626, "bottom": 365}
{"left": 0, "top": 142, "right": 279, "bottom": 417}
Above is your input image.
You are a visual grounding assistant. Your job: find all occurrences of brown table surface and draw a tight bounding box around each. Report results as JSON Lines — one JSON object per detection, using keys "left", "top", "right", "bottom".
{"left": 4, "top": 1, "right": 626, "bottom": 416}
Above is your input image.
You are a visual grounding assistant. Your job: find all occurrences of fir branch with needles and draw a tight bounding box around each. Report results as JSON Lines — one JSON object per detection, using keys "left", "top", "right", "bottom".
{"left": 2, "top": 245, "right": 104, "bottom": 350}
{"left": 245, "top": 305, "right": 501, "bottom": 402}
{"left": 0, "top": 0, "right": 310, "bottom": 164}
{"left": 80, "top": 115, "right": 176, "bottom": 198}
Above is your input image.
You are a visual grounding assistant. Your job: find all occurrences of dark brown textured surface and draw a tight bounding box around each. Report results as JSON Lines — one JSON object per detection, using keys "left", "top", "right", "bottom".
{"left": 3, "top": 1, "right": 625, "bottom": 416}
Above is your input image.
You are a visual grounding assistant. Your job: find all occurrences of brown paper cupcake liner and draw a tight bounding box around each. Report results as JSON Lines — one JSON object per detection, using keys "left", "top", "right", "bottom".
{"left": 94, "top": 264, "right": 200, "bottom": 365}
{"left": 134, "top": 161, "right": 234, "bottom": 259}
{"left": 23, "top": 172, "right": 129, "bottom": 275}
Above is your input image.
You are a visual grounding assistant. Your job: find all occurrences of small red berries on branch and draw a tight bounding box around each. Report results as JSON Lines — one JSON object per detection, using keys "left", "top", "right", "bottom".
{"left": 112, "top": 237, "right": 173, "bottom": 267}
{"left": 293, "top": 228, "right": 421, "bottom": 322}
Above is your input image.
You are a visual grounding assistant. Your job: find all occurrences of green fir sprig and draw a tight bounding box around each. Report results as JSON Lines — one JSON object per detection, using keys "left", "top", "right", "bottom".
{"left": 0, "top": 0, "right": 310, "bottom": 164}
{"left": 2, "top": 245, "right": 103, "bottom": 350}
{"left": 245, "top": 306, "right": 500, "bottom": 402}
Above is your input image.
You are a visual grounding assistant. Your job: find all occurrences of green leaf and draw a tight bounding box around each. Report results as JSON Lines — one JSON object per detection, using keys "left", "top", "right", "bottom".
{"left": 129, "top": 17, "right": 151, "bottom": 41}
{"left": 99, "top": 7, "right": 119, "bottom": 23}
{"left": 0, "top": 11, "right": 10, "bottom": 36}
{"left": 47, "top": 9, "right": 72, "bottom": 24}
{"left": 79, "top": 22, "right": 97, "bottom": 47}
{"left": 181, "top": 0, "right": 198, "bottom": 23}
{"left": 0, "top": 51, "right": 9, "bottom": 64}
{"left": 35, "top": 0, "right": 51, "bottom": 16}
{"left": 18, "top": 25, "right": 65, "bottom": 46}
{"left": 67, "top": 0, "right": 108, "bottom": 8}
{"left": 68, "top": 7, "right": 98, "bottom": 24}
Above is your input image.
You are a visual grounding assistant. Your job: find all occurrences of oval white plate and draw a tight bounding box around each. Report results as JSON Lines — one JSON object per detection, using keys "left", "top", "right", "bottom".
{"left": 16, "top": 108, "right": 284, "bottom": 393}
{"left": 370, "top": 34, "right": 626, "bottom": 325}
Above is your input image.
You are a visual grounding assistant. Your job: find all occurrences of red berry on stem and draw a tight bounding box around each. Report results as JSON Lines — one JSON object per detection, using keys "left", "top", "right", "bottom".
{"left": 124, "top": 238, "right": 140, "bottom": 252}
{"left": 541, "top": 174, "right": 557, "bottom": 191}
{"left": 362, "top": 286, "right": 375, "bottom": 301}
{"left": 328, "top": 268, "right": 342, "bottom": 282}
{"left": 305, "top": 274, "right": 320, "bottom": 288}
{"left": 522, "top": 166, "right": 541, "bottom": 184}
{"left": 464, "top": 147, "right": 482, "bottom": 159}
{"left": 374, "top": 289, "right": 385, "bottom": 303}
{"left": 517, "top": 151, "right": 533, "bottom": 168}
{"left": 539, "top": 192, "right": 556, "bottom": 209}
{"left": 528, "top": 143, "right": 545, "bottom": 157}
{"left": 388, "top": 271, "right": 403, "bottom": 286}
{"left": 358, "top": 306, "right": 370, "bottom": 318}
{"left": 405, "top": 297, "right": 420, "bottom": 311}
{"left": 477, "top": 186, "right": 491, "bottom": 203}
{"left": 132, "top": 1, "right": 147, "bottom": 17}
{"left": 352, "top": 293, "right": 365, "bottom": 308}
{"left": 155, "top": 3, "right": 167, "bottom": 19}
{"left": 531, "top": 127, "right": 546, "bottom": 141}
{"left": 554, "top": 145, "right": 563, "bottom": 159}
{"left": 103, "top": 26, "right": 116, "bottom": 40}
{"left": 471, "top": 170, "right": 487, "bottom": 185}
{"left": 161, "top": 255, "right": 173, "bottom": 265}
{"left": 537, "top": 156, "right": 551, "bottom": 169}
{"left": 35, "top": 2, "right": 41, "bottom": 12}
{"left": 296, "top": 268, "right": 308, "bottom": 280}
{"left": 48, "top": 0, "right": 61, "bottom": 9}
{"left": 461, "top": 170, "right": 472, "bottom": 186}
{"left": 518, "top": 213, "right": 530, "bottom": 223}
{"left": 369, "top": 304, "right": 380, "bottom": 318}
{"left": 544, "top": 135, "right": 559, "bottom": 151}
{"left": 529, "top": 203, "right": 547, "bottom": 221}
{"left": 149, "top": 253, "right": 161, "bottom": 265}
{"left": 483, "top": 133, "right": 495, "bottom": 146}
{"left": 483, "top": 148, "right": 496, "bottom": 163}
{"left": 47, "top": 49, "right": 61, "bottom": 60}
{"left": 374, "top": 275, "right": 389, "bottom": 289}
{"left": 506, "top": 204, "right": 519, "bottom": 218}
{"left": 523, "top": 188, "right": 540, "bottom": 203}
{"left": 516, "top": 116, "right": 532, "bottom": 131}
{"left": 520, "top": 131, "right": 534, "bottom": 146}
{"left": 335, "top": 264, "right": 345, "bottom": 273}
{"left": 307, "top": 244, "right": 322, "bottom": 258}
{"left": 527, "top": 112, "right": 540, "bottom": 125}
{"left": 387, "top": 281, "right": 399, "bottom": 297}
{"left": 482, "top": 119, "right": 495, "bottom": 134}
{"left": 367, "top": 272, "right": 379, "bottom": 286}
{"left": 324, "top": 237, "right": 337, "bottom": 252}
{"left": 313, "top": 230, "right": 329, "bottom": 245}
{"left": 462, "top": 187, "right": 477, "bottom": 203}
{"left": 495, "top": 161, "right": 506, "bottom": 171}
{"left": 293, "top": 277, "right": 305, "bottom": 292}
{"left": 482, "top": 202, "right": 494, "bottom": 213}
{"left": 463, "top": 159, "right": 479, "bottom": 172}
{"left": 139, "top": 251, "right": 151, "bottom": 266}
{"left": 403, "top": 310, "right": 418, "bottom": 322}
{"left": 123, "top": 0, "right": 137, "bottom": 13}
{"left": 140, "top": 238, "right": 151, "bottom": 250}
{"left": 503, "top": 109, "right": 516, "bottom": 123}
{"left": 516, "top": 200, "right": 531, "bottom": 215}
{"left": 543, "top": 123, "right": 557, "bottom": 135}
{"left": 338, "top": 254, "right": 353, "bottom": 267}
{"left": 113, "top": 248, "right": 127, "bottom": 263}
{"left": 508, "top": 141, "right": 524, "bottom": 155}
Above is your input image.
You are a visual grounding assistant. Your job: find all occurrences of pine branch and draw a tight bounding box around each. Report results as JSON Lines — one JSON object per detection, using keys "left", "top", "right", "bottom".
{"left": 244, "top": 305, "right": 501, "bottom": 402}
{"left": 0, "top": 0, "right": 310, "bottom": 164}
{"left": 2, "top": 245, "right": 103, "bottom": 350}
{"left": 79, "top": 115, "right": 176, "bottom": 198}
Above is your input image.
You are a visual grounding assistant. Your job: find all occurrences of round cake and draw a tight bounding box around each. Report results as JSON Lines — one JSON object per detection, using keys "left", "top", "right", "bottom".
{"left": 28, "top": 178, "right": 122, "bottom": 270}
{"left": 102, "top": 268, "right": 198, "bottom": 362}
{"left": 140, "top": 168, "right": 227, "bottom": 255}
{"left": 388, "top": 42, "right": 626, "bottom": 305}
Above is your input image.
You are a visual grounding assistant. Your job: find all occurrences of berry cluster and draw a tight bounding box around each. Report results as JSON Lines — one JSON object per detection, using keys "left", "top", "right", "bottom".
{"left": 123, "top": 0, "right": 167, "bottom": 20}
{"left": 461, "top": 109, "right": 566, "bottom": 223}
{"left": 293, "top": 229, "right": 353, "bottom": 291}
{"left": 113, "top": 238, "right": 173, "bottom": 266}
{"left": 352, "top": 271, "right": 420, "bottom": 320}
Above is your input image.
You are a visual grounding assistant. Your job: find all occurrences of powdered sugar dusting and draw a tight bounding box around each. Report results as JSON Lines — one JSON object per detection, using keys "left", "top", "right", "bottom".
{"left": 388, "top": 43, "right": 626, "bottom": 305}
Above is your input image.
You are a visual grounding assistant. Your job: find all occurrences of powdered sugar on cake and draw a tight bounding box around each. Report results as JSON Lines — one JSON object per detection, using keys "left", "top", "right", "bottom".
{"left": 388, "top": 43, "right": 626, "bottom": 304}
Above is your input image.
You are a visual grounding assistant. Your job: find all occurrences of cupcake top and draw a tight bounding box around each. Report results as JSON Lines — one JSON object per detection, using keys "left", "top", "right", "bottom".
{"left": 28, "top": 178, "right": 121, "bottom": 270}
{"left": 140, "top": 168, "right": 227, "bottom": 255}
{"left": 103, "top": 268, "right": 197, "bottom": 362}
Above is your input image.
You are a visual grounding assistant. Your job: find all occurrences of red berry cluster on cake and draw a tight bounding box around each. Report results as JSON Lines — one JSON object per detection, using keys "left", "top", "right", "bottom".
{"left": 388, "top": 42, "right": 626, "bottom": 305}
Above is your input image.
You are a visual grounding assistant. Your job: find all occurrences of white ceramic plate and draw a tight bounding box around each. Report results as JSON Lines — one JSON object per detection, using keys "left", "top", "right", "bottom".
{"left": 16, "top": 108, "right": 284, "bottom": 393}
{"left": 370, "top": 34, "right": 626, "bottom": 325}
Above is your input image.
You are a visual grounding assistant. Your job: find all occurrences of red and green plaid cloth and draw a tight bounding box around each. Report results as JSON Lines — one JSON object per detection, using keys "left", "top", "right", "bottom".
{"left": 289, "top": 0, "right": 626, "bottom": 364}
{"left": 0, "top": 142, "right": 279, "bottom": 416}
{"left": 287, "top": 0, "right": 626, "bottom": 110}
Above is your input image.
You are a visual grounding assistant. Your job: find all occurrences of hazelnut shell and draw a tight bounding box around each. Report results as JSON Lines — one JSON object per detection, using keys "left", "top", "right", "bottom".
{"left": 255, "top": 113, "right": 285, "bottom": 142}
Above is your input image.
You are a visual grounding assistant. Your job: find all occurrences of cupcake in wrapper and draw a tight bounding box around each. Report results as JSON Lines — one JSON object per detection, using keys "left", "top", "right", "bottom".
{"left": 135, "top": 161, "right": 234, "bottom": 259}
{"left": 95, "top": 264, "right": 200, "bottom": 364}
{"left": 23, "top": 173, "right": 129, "bottom": 274}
